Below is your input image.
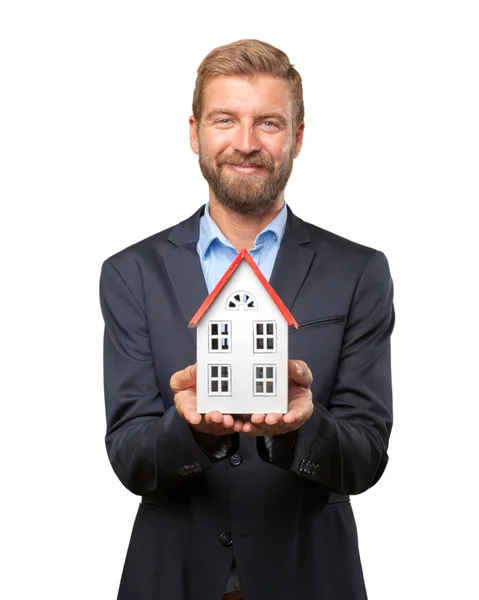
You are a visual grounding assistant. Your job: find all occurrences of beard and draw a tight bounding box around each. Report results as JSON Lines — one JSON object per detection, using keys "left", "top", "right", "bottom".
{"left": 198, "top": 145, "right": 294, "bottom": 216}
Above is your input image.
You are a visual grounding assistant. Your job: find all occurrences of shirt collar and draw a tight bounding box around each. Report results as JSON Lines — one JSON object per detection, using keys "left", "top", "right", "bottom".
{"left": 198, "top": 202, "right": 288, "bottom": 260}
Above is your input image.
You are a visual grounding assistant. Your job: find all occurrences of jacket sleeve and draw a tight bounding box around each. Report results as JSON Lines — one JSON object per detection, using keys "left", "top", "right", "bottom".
{"left": 99, "top": 258, "right": 232, "bottom": 496}
{"left": 263, "top": 250, "right": 395, "bottom": 495}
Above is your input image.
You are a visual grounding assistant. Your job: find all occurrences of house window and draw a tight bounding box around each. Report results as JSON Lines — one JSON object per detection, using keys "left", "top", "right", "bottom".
{"left": 209, "top": 365, "right": 231, "bottom": 395}
{"left": 209, "top": 321, "right": 231, "bottom": 352}
{"left": 226, "top": 291, "right": 258, "bottom": 310}
{"left": 253, "top": 321, "right": 276, "bottom": 352}
{"left": 253, "top": 365, "right": 276, "bottom": 395}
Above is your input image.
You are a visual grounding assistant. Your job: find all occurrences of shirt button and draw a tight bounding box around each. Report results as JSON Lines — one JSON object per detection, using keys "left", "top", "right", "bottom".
{"left": 219, "top": 531, "right": 232, "bottom": 547}
{"left": 229, "top": 453, "right": 242, "bottom": 467}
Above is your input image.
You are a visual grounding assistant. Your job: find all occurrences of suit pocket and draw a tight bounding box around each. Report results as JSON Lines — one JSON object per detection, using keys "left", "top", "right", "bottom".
{"left": 325, "top": 492, "right": 350, "bottom": 506}
{"left": 290, "top": 315, "right": 346, "bottom": 331}
{"left": 307, "top": 492, "right": 350, "bottom": 511}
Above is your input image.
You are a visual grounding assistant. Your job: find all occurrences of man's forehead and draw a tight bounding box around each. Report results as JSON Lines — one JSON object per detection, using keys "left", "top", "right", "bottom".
{"left": 202, "top": 74, "right": 292, "bottom": 118}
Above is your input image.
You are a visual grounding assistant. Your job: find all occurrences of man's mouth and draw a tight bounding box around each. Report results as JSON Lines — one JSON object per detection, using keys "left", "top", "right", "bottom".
{"left": 225, "top": 164, "right": 265, "bottom": 174}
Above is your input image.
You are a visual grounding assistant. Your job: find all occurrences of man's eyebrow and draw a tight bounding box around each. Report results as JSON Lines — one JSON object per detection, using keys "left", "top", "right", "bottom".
{"left": 257, "top": 112, "right": 288, "bottom": 126}
{"left": 204, "top": 109, "right": 237, "bottom": 121}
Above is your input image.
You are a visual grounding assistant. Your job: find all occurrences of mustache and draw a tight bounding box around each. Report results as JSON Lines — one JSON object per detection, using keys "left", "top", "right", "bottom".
{"left": 216, "top": 151, "right": 274, "bottom": 170}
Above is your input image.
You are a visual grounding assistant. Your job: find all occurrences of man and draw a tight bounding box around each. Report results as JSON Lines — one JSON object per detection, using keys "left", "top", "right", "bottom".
{"left": 100, "top": 39, "right": 394, "bottom": 600}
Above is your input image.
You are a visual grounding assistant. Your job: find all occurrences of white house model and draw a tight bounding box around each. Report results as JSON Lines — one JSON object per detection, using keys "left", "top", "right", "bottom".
{"left": 189, "top": 249, "right": 298, "bottom": 415}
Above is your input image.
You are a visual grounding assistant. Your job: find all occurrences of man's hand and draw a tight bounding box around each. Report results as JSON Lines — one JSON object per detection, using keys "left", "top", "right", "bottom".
{"left": 170, "top": 364, "right": 244, "bottom": 435}
{"left": 241, "top": 360, "right": 313, "bottom": 436}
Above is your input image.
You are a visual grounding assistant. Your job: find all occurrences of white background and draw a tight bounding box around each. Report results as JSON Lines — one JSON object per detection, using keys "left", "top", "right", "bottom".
{"left": 1, "top": 1, "right": 478, "bottom": 598}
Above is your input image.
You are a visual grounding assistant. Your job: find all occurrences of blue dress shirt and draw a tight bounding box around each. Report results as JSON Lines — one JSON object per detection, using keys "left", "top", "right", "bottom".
{"left": 197, "top": 202, "right": 288, "bottom": 293}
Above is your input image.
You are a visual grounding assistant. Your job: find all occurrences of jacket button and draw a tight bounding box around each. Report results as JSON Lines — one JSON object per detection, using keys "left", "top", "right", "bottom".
{"left": 229, "top": 453, "right": 242, "bottom": 467}
{"left": 219, "top": 531, "right": 232, "bottom": 547}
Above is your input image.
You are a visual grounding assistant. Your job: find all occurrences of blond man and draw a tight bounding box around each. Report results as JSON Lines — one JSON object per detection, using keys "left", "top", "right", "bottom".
{"left": 100, "top": 39, "right": 394, "bottom": 600}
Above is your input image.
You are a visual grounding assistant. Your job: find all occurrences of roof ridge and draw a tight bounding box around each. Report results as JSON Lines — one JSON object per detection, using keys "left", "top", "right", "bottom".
{"left": 189, "top": 249, "right": 298, "bottom": 328}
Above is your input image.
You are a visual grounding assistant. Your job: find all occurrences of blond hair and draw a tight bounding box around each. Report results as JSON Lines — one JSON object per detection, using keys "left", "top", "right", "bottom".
{"left": 192, "top": 39, "right": 304, "bottom": 129}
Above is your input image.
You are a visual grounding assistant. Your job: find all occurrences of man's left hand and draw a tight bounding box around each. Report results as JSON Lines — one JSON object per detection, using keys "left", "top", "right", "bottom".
{"left": 242, "top": 359, "right": 313, "bottom": 436}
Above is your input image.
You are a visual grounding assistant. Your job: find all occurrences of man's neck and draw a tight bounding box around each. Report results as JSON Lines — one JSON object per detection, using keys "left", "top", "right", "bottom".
{"left": 208, "top": 195, "right": 285, "bottom": 252}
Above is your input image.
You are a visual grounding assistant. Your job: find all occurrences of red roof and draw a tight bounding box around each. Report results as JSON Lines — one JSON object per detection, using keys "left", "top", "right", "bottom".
{"left": 189, "top": 248, "right": 298, "bottom": 328}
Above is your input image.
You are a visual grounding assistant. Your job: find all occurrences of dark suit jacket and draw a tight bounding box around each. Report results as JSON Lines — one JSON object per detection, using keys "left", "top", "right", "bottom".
{"left": 99, "top": 205, "right": 394, "bottom": 600}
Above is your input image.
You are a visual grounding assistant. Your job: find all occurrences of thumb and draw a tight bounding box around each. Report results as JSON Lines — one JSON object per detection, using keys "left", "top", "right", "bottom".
{"left": 171, "top": 363, "right": 197, "bottom": 392}
{"left": 289, "top": 360, "right": 313, "bottom": 387}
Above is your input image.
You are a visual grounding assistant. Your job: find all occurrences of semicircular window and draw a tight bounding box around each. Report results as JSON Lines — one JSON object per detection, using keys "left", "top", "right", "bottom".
{"left": 226, "top": 291, "right": 258, "bottom": 310}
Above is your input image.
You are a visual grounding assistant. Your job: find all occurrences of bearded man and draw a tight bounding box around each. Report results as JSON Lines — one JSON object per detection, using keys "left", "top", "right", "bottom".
{"left": 100, "top": 38, "right": 395, "bottom": 600}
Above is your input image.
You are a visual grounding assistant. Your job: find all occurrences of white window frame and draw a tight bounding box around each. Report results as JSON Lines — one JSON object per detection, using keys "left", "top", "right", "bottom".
{"left": 253, "top": 364, "right": 276, "bottom": 396}
{"left": 209, "top": 321, "right": 232, "bottom": 353}
{"left": 208, "top": 364, "right": 231, "bottom": 396}
{"left": 225, "top": 290, "right": 258, "bottom": 310}
{"left": 253, "top": 321, "right": 277, "bottom": 353}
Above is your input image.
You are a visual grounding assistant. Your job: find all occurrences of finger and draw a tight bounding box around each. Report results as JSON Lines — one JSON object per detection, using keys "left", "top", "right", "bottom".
{"left": 170, "top": 363, "right": 197, "bottom": 392}
{"left": 222, "top": 414, "right": 234, "bottom": 428}
{"left": 205, "top": 410, "right": 223, "bottom": 424}
{"left": 282, "top": 411, "right": 297, "bottom": 424}
{"left": 183, "top": 407, "right": 202, "bottom": 425}
{"left": 233, "top": 418, "right": 244, "bottom": 432}
{"left": 285, "top": 396, "right": 313, "bottom": 423}
{"left": 250, "top": 413, "right": 266, "bottom": 425}
{"left": 264, "top": 412, "right": 283, "bottom": 425}
{"left": 242, "top": 419, "right": 254, "bottom": 433}
{"left": 289, "top": 360, "right": 313, "bottom": 387}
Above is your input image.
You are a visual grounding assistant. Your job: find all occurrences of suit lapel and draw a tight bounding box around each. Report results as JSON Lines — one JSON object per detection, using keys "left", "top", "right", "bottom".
{"left": 269, "top": 206, "right": 315, "bottom": 314}
{"left": 162, "top": 205, "right": 315, "bottom": 344}
{"left": 163, "top": 207, "right": 208, "bottom": 346}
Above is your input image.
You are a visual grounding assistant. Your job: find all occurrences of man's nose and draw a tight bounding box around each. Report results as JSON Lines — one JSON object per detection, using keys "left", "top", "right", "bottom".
{"left": 232, "top": 122, "right": 262, "bottom": 155}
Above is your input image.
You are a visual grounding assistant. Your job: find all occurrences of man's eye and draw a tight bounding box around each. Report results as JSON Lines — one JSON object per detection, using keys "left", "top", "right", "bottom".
{"left": 261, "top": 121, "right": 278, "bottom": 128}
{"left": 219, "top": 119, "right": 231, "bottom": 124}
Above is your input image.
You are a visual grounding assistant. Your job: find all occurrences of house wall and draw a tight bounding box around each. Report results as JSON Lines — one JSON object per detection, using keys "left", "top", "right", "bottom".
{"left": 196, "top": 260, "right": 289, "bottom": 414}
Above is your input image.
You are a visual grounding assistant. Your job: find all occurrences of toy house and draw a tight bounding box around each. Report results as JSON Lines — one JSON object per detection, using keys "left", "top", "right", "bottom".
{"left": 189, "top": 249, "right": 298, "bottom": 414}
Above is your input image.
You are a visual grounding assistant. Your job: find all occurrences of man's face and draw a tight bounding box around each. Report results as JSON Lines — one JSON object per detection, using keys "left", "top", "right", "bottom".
{"left": 190, "top": 75, "right": 304, "bottom": 216}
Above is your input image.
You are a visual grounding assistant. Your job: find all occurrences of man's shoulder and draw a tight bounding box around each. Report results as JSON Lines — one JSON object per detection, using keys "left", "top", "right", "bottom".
{"left": 297, "top": 213, "right": 383, "bottom": 261}
{"left": 101, "top": 207, "right": 202, "bottom": 274}
{"left": 296, "top": 221, "right": 391, "bottom": 291}
{"left": 292, "top": 213, "right": 391, "bottom": 284}
{"left": 104, "top": 226, "right": 174, "bottom": 266}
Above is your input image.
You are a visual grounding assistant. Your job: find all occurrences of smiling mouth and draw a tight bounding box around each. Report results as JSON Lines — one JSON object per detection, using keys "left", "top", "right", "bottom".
{"left": 225, "top": 164, "right": 265, "bottom": 174}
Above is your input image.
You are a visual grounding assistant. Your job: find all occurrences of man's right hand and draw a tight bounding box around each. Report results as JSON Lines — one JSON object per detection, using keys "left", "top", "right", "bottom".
{"left": 170, "top": 364, "right": 244, "bottom": 435}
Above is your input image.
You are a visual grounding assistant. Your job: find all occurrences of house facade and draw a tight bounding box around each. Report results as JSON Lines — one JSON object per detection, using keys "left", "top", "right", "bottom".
{"left": 191, "top": 250, "right": 297, "bottom": 414}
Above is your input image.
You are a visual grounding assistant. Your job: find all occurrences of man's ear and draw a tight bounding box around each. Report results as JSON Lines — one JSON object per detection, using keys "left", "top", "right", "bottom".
{"left": 293, "top": 122, "right": 305, "bottom": 158}
{"left": 189, "top": 116, "right": 200, "bottom": 155}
